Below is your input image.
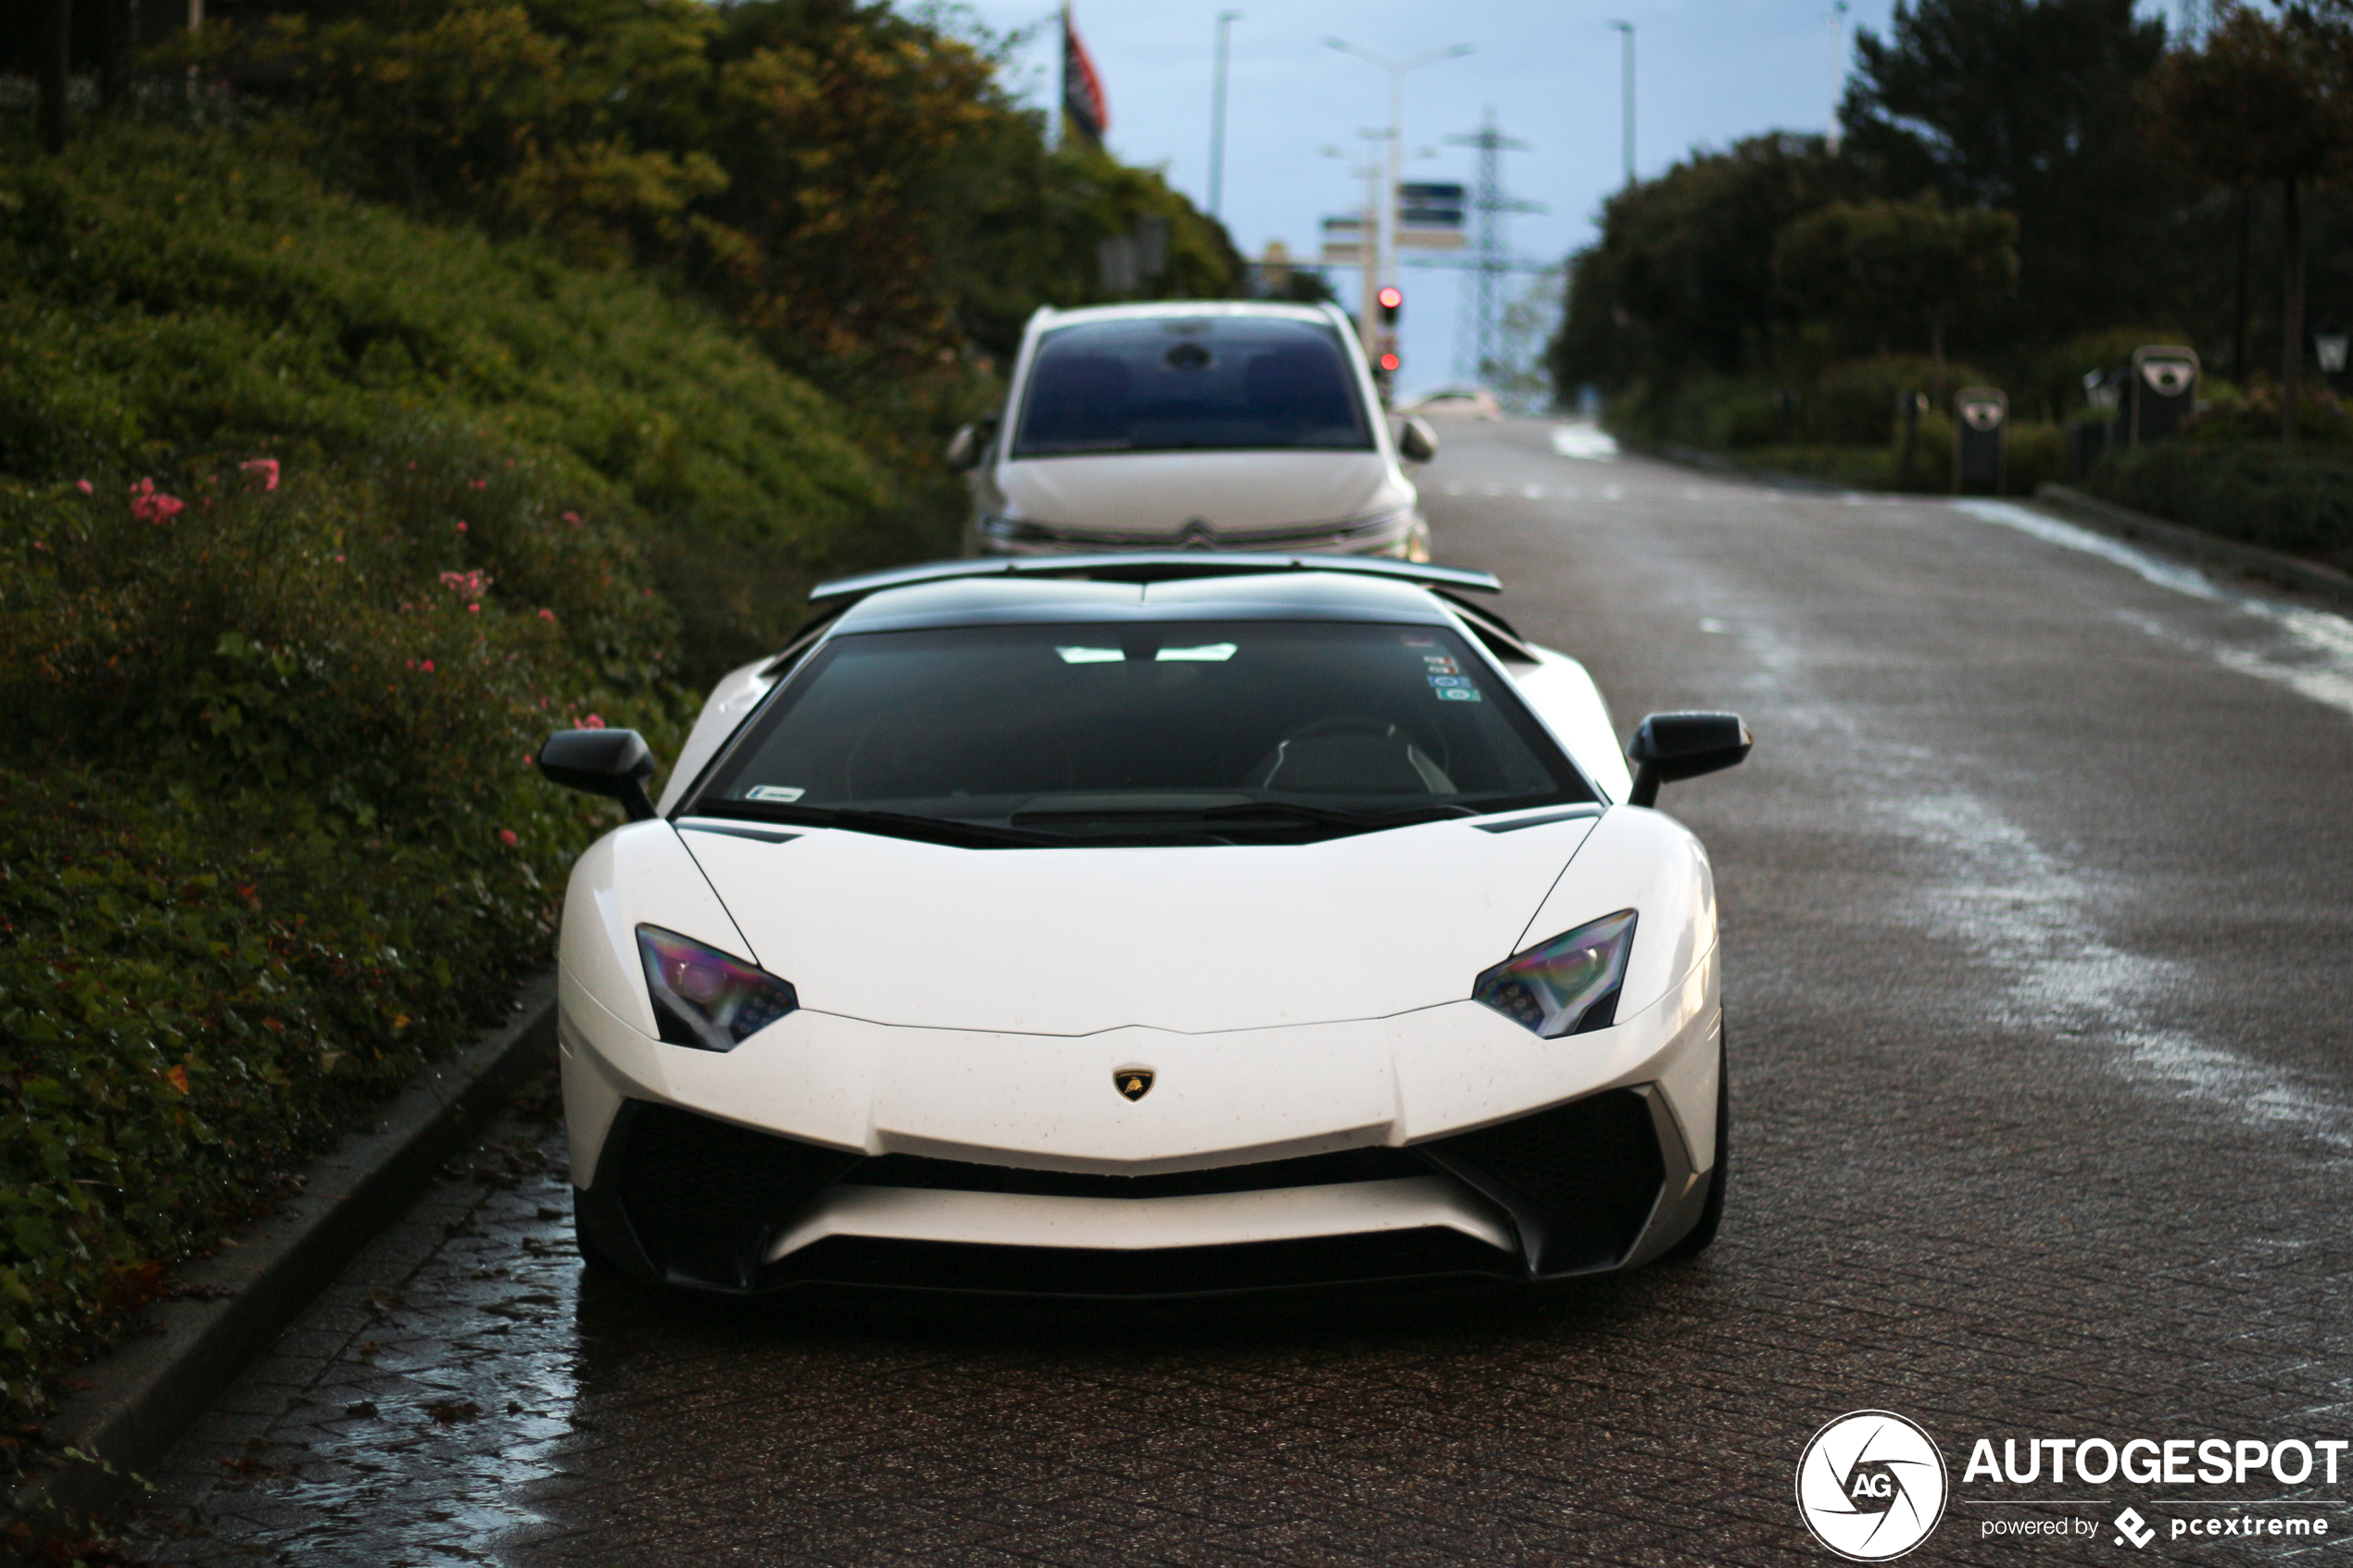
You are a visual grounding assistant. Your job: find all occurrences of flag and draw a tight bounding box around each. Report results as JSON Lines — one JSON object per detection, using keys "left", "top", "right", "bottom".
{"left": 1063, "top": 6, "right": 1109, "bottom": 147}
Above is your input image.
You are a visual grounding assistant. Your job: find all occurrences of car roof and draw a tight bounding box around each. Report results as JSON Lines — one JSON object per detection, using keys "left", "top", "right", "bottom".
{"left": 1032, "top": 300, "right": 1341, "bottom": 330}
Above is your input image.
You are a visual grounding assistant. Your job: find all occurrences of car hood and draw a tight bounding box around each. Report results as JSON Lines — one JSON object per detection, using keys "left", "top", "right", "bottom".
{"left": 992, "top": 450, "right": 1405, "bottom": 537}
{"left": 677, "top": 814, "right": 1596, "bottom": 1035}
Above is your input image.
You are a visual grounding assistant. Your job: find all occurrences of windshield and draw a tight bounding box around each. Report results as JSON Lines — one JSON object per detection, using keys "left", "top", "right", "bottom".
{"left": 689, "top": 621, "right": 1592, "bottom": 846}
{"left": 1010, "top": 317, "right": 1374, "bottom": 458}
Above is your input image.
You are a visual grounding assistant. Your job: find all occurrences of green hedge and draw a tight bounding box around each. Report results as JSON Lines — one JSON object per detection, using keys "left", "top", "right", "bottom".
{"left": 2087, "top": 441, "right": 2353, "bottom": 572}
{"left": 0, "top": 119, "right": 901, "bottom": 679}
{"left": 0, "top": 435, "right": 689, "bottom": 1415}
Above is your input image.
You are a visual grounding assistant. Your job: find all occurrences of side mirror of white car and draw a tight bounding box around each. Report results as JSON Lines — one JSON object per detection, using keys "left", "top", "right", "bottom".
{"left": 538, "top": 728, "right": 660, "bottom": 822}
{"left": 944, "top": 415, "right": 999, "bottom": 472}
{"left": 1626, "top": 712, "right": 1752, "bottom": 808}
{"left": 1397, "top": 416, "right": 1440, "bottom": 464}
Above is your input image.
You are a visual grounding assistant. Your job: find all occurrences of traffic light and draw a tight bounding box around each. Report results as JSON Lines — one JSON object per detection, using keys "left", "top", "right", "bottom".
{"left": 1375, "top": 287, "right": 1403, "bottom": 383}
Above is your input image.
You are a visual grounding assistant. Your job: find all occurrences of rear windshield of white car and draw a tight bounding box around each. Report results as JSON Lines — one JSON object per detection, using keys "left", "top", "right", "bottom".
{"left": 1010, "top": 318, "right": 1375, "bottom": 458}
{"left": 689, "top": 621, "right": 1594, "bottom": 846}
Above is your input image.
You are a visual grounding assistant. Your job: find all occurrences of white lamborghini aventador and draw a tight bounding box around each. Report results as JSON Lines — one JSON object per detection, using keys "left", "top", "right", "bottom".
{"left": 536, "top": 554, "right": 1750, "bottom": 1302}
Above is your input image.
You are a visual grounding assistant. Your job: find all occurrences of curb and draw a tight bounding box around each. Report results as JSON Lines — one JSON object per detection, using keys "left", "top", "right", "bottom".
{"left": 7, "top": 974, "right": 558, "bottom": 1526}
{"left": 2030, "top": 485, "right": 2353, "bottom": 609}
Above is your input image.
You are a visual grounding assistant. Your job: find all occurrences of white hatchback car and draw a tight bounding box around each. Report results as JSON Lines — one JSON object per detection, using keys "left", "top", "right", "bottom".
{"left": 949, "top": 302, "right": 1438, "bottom": 560}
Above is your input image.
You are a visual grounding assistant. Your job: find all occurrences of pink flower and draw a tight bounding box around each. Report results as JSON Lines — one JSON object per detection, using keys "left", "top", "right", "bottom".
{"left": 468, "top": 603, "right": 481, "bottom": 614}
{"left": 469, "top": 479, "right": 487, "bottom": 490}
{"left": 499, "top": 828, "right": 519, "bottom": 847}
{"left": 456, "top": 521, "right": 469, "bottom": 533}
{"left": 421, "top": 659, "right": 436, "bottom": 673}
{"left": 333, "top": 554, "right": 346, "bottom": 563}
{"left": 536, "top": 608, "right": 556, "bottom": 621}
{"left": 582, "top": 714, "right": 606, "bottom": 729}
{"left": 76, "top": 479, "right": 93, "bottom": 495}
{"left": 437, "top": 570, "right": 490, "bottom": 596}
{"left": 240, "top": 458, "right": 280, "bottom": 491}
{"left": 562, "top": 511, "right": 582, "bottom": 527}
{"left": 129, "top": 478, "right": 185, "bottom": 524}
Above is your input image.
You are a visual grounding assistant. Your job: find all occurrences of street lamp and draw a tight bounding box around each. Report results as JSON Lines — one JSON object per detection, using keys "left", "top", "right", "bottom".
{"left": 1209, "top": 10, "right": 1242, "bottom": 220}
{"left": 1324, "top": 37, "right": 1474, "bottom": 361}
{"left": 1606, "top": 21, "right": 1634, "bottom": 188}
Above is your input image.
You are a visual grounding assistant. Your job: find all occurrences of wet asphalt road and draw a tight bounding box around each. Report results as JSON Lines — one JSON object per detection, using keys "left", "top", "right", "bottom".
{"left": 121, "top": 421, "right": 2353, "bottom": 1566}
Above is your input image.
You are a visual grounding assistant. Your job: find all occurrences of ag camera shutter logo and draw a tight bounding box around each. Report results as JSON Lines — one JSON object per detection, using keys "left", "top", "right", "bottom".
{"left": 1796, "top": 1411, "right": 1949, "bottom": 1561}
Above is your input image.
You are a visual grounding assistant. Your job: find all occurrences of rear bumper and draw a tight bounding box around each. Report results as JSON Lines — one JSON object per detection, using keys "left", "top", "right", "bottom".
{"left": 575, "top": 1082, "right": 1710, "bottom": 1301}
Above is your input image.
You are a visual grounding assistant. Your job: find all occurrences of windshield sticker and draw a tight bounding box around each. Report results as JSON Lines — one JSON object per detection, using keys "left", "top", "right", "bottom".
{"left": 1436, "top": 687, "right": 1483, "bottom": 702}
{"left": 1422, "top": 654, "right": 1460, "bottom": 675}
{"left": 1156, "top": 643, "right": 1237, "bottom": 662}
{"left": 1055, "top": 646, "right": 1125, "bottom": 664}
{"left": 745, "top": 784, "right": 807, "bottom": 802}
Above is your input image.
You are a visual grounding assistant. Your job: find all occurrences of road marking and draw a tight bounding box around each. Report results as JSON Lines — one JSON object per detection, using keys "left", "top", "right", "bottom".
{"left": 1895, "top": 789, "right": 2353, "bottom": 1160}
{"left": 1730, "top": 611, "right": 2353, "bottom": 1169}
{"left": 1549, "top": 424, "right": 1619, "bottom": 460}
{"left": 1954, "top": 500, "right": 2353, "bottom": 724}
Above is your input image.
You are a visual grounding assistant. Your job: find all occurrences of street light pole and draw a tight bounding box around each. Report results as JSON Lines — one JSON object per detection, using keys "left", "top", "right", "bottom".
{"left": 1325, "top": 38, "right": 1475, "bottom": 361}
{"left": 1209, "top": 10, "right": 1242, "bottom": 220}
{"left": 1825, "top": 2, "right": 1848, "bottom": 155}
{"left": 1607, "top": 21, "right": 1634, "bottom": 187}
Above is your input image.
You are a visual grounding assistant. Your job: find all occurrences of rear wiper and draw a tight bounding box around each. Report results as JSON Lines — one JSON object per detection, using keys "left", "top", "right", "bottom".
{"left": 690, "top": 801, "right": 1065, "bottom": 849}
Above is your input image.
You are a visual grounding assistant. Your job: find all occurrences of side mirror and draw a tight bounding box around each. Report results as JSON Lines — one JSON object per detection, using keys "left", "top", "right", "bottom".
{"left": 1397, "top": 416, "right": 1440, "bottom": 464}
{"left": 1626, "top": 712, "right": 1751, "bottom": 808}
{"left": 538, "top": 728, "right": 659, "bottom": 822}
{"left": 944, "top": 415, "right": 998, "bottom": 472}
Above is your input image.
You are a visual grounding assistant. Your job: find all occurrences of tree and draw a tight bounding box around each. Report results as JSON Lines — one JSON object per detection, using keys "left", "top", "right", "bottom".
{"left": 1840, "top": 0, "right": 2182, "bottom": 346}
{"left": 226, "top": 0, "right": 1240, "bottom": 394}
{"left": 1772, "top": 196, "right": 2019, "bottom": 397}
{"left": 1550, "top": 132, "right": 1859, "bottom": 398}
{"left": 2148, "top": 4, "right": 2353, "bottom": 445}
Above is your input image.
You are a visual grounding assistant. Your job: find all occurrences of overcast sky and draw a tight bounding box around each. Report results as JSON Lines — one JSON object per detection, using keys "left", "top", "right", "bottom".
{"left": 950, "top": 0, "right": 2188, "bottom": 397}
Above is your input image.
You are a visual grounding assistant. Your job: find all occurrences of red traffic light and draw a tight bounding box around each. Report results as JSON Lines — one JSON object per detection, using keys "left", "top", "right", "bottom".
{"left": 1378, "top": 351, "right": 1402, "bottom": 371}
{"left": 1377, "top": 286, "right": 1404, "bottom": 310}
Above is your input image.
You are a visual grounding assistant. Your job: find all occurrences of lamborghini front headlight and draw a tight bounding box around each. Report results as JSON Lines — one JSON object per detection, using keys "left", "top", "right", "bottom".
{"left": 635, "top": 925, "right": 798, "bottom": 1052}
{"left": 1472, "top": 910, "right": 1637, "bottom": 1038}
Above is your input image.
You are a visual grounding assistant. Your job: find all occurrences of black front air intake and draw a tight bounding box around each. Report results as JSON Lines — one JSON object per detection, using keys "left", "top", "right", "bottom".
{"left": 607, "top": 1102, "right": 860, "bottom": 1290}
{"left": 1418, "top": 1090, "right": 1665, "bottom": 1277}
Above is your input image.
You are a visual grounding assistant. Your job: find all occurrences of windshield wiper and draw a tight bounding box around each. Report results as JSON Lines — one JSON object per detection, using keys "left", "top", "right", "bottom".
{"left": 690, "top": 800, "right": 1066, "bottom": 849}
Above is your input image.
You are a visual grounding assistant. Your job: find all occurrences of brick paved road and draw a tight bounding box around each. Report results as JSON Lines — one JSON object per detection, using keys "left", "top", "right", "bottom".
{"left": 120, "top": 424, "right": 2353, "bottom": 1566}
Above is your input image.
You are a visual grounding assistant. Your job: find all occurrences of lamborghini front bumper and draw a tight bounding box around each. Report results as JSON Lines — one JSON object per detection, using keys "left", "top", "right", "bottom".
{"left": 557, "top": 947, "right": 1721, "bottom": 1301}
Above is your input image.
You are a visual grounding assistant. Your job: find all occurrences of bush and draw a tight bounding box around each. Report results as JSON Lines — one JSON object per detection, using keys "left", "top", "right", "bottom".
{"left": 2087, "top": 440, "right": 2353, "bottom": 571}
{"left": 0, "top": 119, "right": 898, "bottom": 680}
{"left": 1806, "top": 355, "right": 1989, "bottom": 445}
{"left": 0, "top": 429, "right": 687, "bottom": 1416}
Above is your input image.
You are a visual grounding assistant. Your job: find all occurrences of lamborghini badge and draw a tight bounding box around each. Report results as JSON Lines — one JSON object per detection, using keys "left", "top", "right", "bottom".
{"left": 1115, "top": 1068, "right": 1154, "bottom": 1102}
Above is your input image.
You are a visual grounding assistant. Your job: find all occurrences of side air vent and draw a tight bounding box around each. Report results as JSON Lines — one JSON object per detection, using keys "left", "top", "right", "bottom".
{"left": 1417, "top": 1090, "right": 1665, "bottom": 1277}
{"left": 610, "top": 1103, "right": 859, "bottom": 1290}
